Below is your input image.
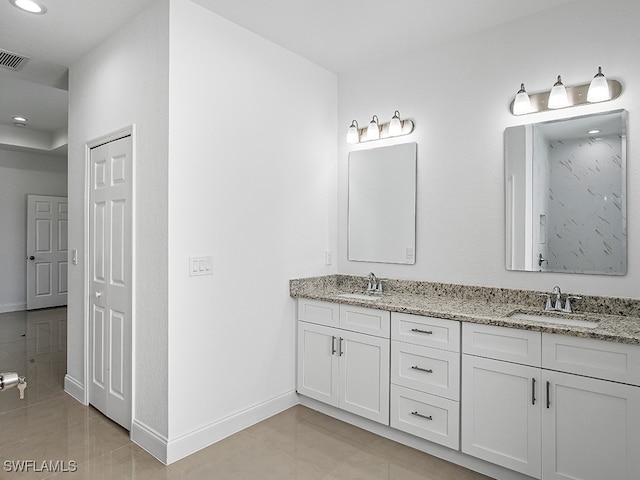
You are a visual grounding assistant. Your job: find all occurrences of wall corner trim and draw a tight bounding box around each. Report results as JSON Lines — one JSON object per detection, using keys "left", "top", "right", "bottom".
{"left": 64, "top": 374, "right": 87, "bottom": 404}
{"left": 131, "top": 418, "right": 169, "bottom": 464}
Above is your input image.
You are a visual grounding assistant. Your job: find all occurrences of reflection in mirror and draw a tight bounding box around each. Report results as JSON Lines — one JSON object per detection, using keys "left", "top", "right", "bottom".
{"left": 348, "top": 142, "right": 416, "bottom": 264}
{"left": 505, "top": 110, "right": 627, "bottom": 275}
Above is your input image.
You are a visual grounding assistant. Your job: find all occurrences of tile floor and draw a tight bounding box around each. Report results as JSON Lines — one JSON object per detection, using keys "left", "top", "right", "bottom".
{"left": 1, "top": 308, "right": 493, "bottom": 479}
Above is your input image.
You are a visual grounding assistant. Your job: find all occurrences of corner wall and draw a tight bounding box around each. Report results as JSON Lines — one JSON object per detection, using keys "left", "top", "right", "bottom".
{"left": 67, "top": 0, "right": 170, "bottom": 444}
{"left": 337, "top": 0, "right": 640, "bottom": 299}
{"left": 165, "top": 0, "right": 337, "bottom": 462}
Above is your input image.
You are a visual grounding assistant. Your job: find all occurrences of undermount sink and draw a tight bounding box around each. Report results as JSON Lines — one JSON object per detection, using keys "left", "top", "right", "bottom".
{"left": 508, "top": 311, "right": 599, "bottom": 329}
{"left": 336, "top": 293, "right": 380, "bottom": 301}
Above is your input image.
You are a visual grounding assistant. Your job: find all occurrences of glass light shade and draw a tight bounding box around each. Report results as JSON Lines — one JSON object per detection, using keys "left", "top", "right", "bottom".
{"left": 513, "top": 84, "right": 532, "bottom": 115}
{"left": 366, "top": 116, "right": 380, "bottom": 140}
{"left": 548, "top": 76, "right": 569, "bottom": 109}
{"left": 346, "top": 121, "right": 360, "bottom": 144}
{"left": 11, "top": 0, "right": 46, "bottom": 13}
{"left": 587, "top": 67, "right": 610, "bottom": 102}
{"left": 389, "top": 111, "right": 403, "bottom": 136}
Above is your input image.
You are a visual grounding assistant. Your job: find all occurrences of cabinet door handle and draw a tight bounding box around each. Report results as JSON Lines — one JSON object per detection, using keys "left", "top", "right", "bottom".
{"left": 411, "top": 328, "right": 433, "bottom": 335}
{"left": 411, "top": 365, "right": 433, "bottom": 373}
{"left": 339, "top": 337, "right": 344, "bottom": 356}
{"left": 532, "top": 378, "right": 536, "bottom": 405}
{"left": 410, "top": 411, "right": 432, "bottom": 420}
{"left": 546, "top": 381, "right": 551, "bottom": 409}
{"left": 331, "top": 336, "right": 336, "bottom": 355}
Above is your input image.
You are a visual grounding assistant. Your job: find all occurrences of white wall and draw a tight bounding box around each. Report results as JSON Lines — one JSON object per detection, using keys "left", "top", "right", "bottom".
{"left": 0, "top": 148, "right": 67, "bottom": 312}
{"left": 67, "top": 0, "right": 170, "bottom": 439}
{"left": 337, "top": 0, "right": 640, "bottom": 299}
{"left": 165, "top": 0, "right": 337, "bottom": 461}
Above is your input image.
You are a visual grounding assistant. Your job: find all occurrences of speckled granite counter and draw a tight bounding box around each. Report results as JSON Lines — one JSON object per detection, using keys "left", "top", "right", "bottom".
{"left": 290, "top": 275, "right": 640, "bottom": 346}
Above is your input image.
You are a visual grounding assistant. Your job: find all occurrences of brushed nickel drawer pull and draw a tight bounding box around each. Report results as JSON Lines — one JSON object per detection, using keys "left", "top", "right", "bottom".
{"left": 411, "top": 328, "right": 433, "bottom": 335}
{"left": 411, "top": 411, "right": 432, "bottom": 420}
{"left": 411, "top": 365, "right": 433, "bottom": 373}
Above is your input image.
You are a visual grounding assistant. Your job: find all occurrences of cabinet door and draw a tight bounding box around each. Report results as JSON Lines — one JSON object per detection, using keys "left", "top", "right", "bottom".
{"left": 542, "top": 370, "right": 640, "bottom": 480}
{"left": 297, "top": 322, "right": 339, "bottom": 406}
{"left": 461, "top": 355, "right": 542, "bottom": 479}
{"left": 339, "top": 329, "right": 390, "bottom": 424}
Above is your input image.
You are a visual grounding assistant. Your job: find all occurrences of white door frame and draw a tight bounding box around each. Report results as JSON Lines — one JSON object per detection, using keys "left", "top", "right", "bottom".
{"left": 82, "top": 125, "right": 136, "bottom": 424}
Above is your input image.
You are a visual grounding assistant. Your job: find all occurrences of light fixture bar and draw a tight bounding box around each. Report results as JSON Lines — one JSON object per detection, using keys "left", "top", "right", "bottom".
{"left": 348, "top": 118, "right": 415, "bottom": 144}
{"left": 510, "top": 79, "right": 622, "bottom": 115}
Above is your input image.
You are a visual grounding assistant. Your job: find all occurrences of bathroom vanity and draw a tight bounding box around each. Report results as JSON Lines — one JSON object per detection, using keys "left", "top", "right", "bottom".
{"left": 291, "top": 275, "right": 640, "bottom": 480}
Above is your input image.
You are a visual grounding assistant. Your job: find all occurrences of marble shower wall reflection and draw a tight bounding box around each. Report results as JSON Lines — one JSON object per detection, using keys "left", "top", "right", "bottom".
{"left": 544, "top": 133, "right": 624, "bottom": 273}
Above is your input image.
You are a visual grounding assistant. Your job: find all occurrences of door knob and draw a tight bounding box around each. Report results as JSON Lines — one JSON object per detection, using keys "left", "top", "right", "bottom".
{"left": 28, "top": 256, "right": 35, "bottom": 261}
{"left": 95, "top": 291, "right": 102, "bottom": 298}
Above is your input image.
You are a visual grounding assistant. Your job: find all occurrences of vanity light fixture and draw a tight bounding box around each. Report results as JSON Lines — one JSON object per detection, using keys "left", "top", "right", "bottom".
{"left": 366, "top": 115, "right": 380, "bottom": 141}
{"left": 346, "top": 120, "right": 360, "bottom": 144}
{"left": 389, "top": 110, "right": 403, "bottom": 136}
{"left": 346, "top": 110, "right": 415, "bottom": 144}
{"left": 512, "top": 84, "right": 532, "bottom": 115}
{"left": 548, "top": 75, "right": 569, "bottom": 109}
{"left": 9, "top": 0, "right": 47, "bottom": 14}
{"left": 510, "top": 67, "right": 622, "bottom": 115}
{"left": 587, "top": 66, "right": 610, "bottom": 102}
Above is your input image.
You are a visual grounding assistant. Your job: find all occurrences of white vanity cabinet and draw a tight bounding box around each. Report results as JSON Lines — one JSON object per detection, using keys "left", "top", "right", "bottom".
{"left": 461, "top": 323, "right": 640, "bottom": 480}
{"left": 541, "top": 334, "right": 640, "bottom": 480}
{"left": 390, "top": 313, "right": 461, "bottom": 449}
{"left": 461, "top": 324, "right": 543, "bottom": 478}
{"left": 297, "top": 299, "right": 390, "bottom": 424}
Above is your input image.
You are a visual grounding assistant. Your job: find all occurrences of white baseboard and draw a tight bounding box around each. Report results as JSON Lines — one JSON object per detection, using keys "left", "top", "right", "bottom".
{"left": 131, "top": 419, "right": 169, "bottom": 464}
{"left": 148, "top": 390, "right": 297, "bottom": 465}
{"left": 0, "top": 302, "right": 26, "bottom": 313}
{"left": 64, "top": 374, "right": 87, "bottom": 404}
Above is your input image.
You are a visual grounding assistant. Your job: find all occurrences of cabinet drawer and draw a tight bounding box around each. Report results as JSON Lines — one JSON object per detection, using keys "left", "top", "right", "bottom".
{"left": 391, "top": 341, "right": 460, "bottom": 400}
{"left": 297, "top": 299, "right": 339, "bottom": 328}
{"left": 542, "top": 333, "right": 640, "bottom": 386}
{"left": 391, "top": 384, "right": 459, "bottom": 450}
{"left": 340, "top": 304, "right": 390, "bottom": 338}
{"left": 392, "top": 312, "right": 460, "bottom": 352}
{"left": 462, "top": 323, "right": 541, "bottom": 367}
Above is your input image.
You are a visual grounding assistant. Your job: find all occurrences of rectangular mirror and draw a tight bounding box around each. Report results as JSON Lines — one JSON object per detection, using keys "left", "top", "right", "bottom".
{"left": 505, "top": 110, "right": 627, "bottom": 275}
{"left": 348, "top": 142, "right": 417, "bottom": 264}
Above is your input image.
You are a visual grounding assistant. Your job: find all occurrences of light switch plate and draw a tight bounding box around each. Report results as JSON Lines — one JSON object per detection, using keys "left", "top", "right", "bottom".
{"left": 189, "top": 256, "right": 213, "bottom": 276}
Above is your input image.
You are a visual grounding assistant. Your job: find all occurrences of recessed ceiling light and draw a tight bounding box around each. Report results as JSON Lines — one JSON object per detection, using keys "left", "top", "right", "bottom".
{"left": 9, "top": 0, "right": 47, "bottom": 14}
{"left": 12, "top": 116, "right": 28, "bottom": 122}
{"left": 587, "top": 129, "right": 600, "bottom": 134}
{"left": 13, "top": 122, "right": 26, "bottom": 127}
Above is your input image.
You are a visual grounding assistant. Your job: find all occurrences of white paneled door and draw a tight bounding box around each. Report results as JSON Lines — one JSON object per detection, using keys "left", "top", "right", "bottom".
{"left": 89, "top": 135, "right": 133, "bottom": 430}
{"left": 26, "top": 195, "right": 68, "bottom": 310}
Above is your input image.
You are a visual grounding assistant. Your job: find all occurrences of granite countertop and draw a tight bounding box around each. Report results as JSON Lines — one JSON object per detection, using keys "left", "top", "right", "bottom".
{"left": 290, "top": 275, "right": 640, "bottom": 346}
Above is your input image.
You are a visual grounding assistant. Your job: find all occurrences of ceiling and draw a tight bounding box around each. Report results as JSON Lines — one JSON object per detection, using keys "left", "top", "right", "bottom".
{"left": 0, "top": 0, "right": 575, "bottom": 156}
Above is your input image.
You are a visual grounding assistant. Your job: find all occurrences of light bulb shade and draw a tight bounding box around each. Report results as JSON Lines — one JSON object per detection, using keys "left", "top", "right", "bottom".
{"left": 548, "top": 76, "right": 569, "bottom": 109}
{"left": 513, "top": 84, "right": 532, "bottom": 115}
{"left": 587, "top": 67, "right": 610, "bottom": 102}
{"left": 366, "top": 115, "right": 380, "bottom": 140}
{"left": 11, "top": 0, "right": 46, "bottom": 13}
{"left": 389, "top": 110, "right": 403, "bottom": 136}
{"left": 346, "top": 120, "right": 360, "bottom": 144}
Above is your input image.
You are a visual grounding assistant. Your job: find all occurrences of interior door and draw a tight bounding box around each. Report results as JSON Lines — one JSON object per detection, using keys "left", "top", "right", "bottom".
{"left": 26, "top": 195, "right": 68, "bottom": 310}
{"left": 89, "top": 135, "right": 133, "bottom": 430}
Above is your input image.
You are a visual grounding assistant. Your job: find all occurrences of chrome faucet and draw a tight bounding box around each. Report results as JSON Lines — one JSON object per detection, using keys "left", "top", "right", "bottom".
{"left": 366, "top": 272, "right": 383, "bottom": 293}
{"left": 537, "top": 286, "right": 582, "bottom": 313}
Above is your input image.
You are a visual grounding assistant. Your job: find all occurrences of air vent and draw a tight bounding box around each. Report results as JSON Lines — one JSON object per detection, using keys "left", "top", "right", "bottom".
{"left": 0, "top": 49, "right": 30, "bottom": 71}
